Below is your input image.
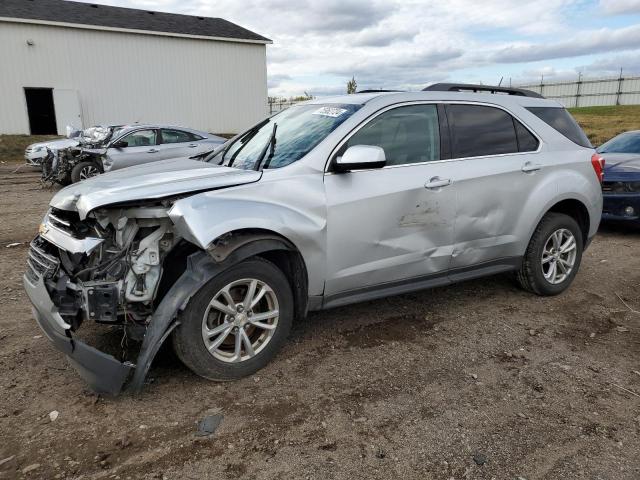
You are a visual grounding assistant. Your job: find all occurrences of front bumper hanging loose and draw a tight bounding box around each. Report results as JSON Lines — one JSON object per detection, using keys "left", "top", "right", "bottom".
{"left": 23, "top": 251, "right": 224, "bottom": 395}
{"left": 23, "top": 275, "right": 133, "bottom": 395}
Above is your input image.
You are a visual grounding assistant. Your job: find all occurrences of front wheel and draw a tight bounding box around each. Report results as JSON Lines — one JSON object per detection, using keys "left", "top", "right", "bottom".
{"left": 517, "top": 212, "right": 583, "bottom": 296}
{"left": 172, "top": 257, "right": 293, "bottom": 381}
{"left": 71, "top": 161, "right": 100, "bottom": 183}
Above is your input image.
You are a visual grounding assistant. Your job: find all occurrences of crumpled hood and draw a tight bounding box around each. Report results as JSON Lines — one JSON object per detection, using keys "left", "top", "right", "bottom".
{"left": 602, "top": 153, "right": 640, "bottom": 180}
{"left": 50, "top": 158, "right": 262, "bottom": 219}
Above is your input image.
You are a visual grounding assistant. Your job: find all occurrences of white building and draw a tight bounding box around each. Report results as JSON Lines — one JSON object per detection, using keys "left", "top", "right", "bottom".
{"left": 0, "top": 0, "right": 271, "bottom": 135}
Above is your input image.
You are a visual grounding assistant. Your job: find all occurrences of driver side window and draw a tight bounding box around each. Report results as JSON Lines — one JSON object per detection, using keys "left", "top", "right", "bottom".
{"left": 345, "top": 104, "right": 440, "bottom": 166}
{"left": 119, "top": 129, "right": 157, "bottom": 147}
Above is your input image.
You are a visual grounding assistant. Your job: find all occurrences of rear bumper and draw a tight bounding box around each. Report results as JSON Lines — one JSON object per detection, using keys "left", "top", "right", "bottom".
{"left": 23, "top": 274, "right": 133, "bottom": 395}
{"left": 602, "top": 194, "right": 640, "bottom": 222}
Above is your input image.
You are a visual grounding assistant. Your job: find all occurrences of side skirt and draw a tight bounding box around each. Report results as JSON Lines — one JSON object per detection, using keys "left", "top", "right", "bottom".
{"left": 318, "top": 257, "right": 522, "bottom": 311}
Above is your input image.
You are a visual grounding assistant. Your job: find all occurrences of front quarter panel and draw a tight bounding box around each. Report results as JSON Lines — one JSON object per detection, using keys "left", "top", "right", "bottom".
{"left": 168, "top": 172, "right": 327, "bottom": 294}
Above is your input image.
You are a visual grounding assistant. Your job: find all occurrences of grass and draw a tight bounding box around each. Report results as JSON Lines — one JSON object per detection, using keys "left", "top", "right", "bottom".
{"left": 0, "top": 134, "right": 61, "bottom": 164}
{"left": 569, "top": 105, "right": 640, "bottom": 146}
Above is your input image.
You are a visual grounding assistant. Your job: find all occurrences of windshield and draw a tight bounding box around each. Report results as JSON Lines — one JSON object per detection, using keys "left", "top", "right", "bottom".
{"left": 211, "top": 104, "right": 361, "bottom": 170}
{"left": 597, "top": 132, "right": 640, "bottom": 154}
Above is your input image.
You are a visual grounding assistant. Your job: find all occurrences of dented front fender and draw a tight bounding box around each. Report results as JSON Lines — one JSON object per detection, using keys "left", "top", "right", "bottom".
{"left": 168, "top": 173, "right": 327, "bottom": 295}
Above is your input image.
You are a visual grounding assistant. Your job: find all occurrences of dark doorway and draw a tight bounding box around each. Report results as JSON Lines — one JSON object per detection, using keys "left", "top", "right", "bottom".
{"left": 24, "top": 88, "right": 57, "bottom": 135}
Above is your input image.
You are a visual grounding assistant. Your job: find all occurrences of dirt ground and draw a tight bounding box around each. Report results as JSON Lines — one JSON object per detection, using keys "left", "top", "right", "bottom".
{"left": 0, "top": 164, "right": 639, "bottom": 480}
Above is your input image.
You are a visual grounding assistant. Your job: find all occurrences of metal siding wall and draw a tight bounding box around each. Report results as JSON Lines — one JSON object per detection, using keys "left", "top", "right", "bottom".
{"left": 0, "top": 22, "right": 268, "bottom": 134}
{"left": 519, "top": 76, "right": 640, "bottom": 109}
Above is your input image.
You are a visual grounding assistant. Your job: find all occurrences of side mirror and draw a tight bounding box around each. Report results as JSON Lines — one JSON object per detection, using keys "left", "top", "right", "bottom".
{"left": 334, "top": 145, "right": 386, "bottom": 173}
{"left": 111, "top": 140, "right": 128, "bottom": 149}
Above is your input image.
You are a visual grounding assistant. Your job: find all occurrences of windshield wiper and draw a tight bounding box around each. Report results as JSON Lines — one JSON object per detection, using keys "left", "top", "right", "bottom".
{"left": 255, "top": 122, "right": 277, "bottom": 171}
{"left": 211, "top": 118, "right": 270, "bottom": 166}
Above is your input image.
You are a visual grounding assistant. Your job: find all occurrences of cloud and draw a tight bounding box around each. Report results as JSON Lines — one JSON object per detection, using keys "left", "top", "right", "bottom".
{"left": 352, "top": 26, "right": 419, "bottom": 47}
{"left": 267, "top": 73, "right": 292, "bottom": 89}
{"left": 599, "top": 0, "right": 640, "bottom": 14}
{"left": 74, "top": 0, "right": 640, "bottom": 97}
{"left": 188, "top": 0, "right": 394, "bottom": 36}
{"left": 492, "top": 24, "right": 640, "bottom": 63}
{"left": 577, "top": 50, "right": 640, "bottom": 75}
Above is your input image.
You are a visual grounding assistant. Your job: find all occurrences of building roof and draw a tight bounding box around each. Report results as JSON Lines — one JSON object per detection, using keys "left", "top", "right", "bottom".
{"left": 0, "top": 0, "right": 271, "bottom": 44}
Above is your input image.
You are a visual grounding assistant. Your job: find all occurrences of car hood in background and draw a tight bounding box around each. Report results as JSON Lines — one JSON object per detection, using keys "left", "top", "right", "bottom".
{"left": 601, "top": 153, "right": 640, "bottom": 180}
{"left": 49, "top": 158, "right": 262, "bottom": 219}
{"left": 29, "top": 138, "right": 79, "bottom": 150}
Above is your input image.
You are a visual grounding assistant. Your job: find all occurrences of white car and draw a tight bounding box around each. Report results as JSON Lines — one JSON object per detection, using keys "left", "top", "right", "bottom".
{"left": 25, "top": 137, "right": 80, "bottom": 167}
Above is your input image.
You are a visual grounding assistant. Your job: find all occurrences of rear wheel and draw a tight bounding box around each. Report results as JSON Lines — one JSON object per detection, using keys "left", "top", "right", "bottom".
{"left": 71, "top": 161, "right": 100, "bottom": 183}
{"left": 517, "top": 212, "right": 583, "bottom": 296}
{"left": 172, "top": 257, "right": 293, "bottom": 381}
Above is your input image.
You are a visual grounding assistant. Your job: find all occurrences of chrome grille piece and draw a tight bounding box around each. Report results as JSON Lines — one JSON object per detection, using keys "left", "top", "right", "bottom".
{"left": 25, "top": 237, "right": 60, "bottom": 282}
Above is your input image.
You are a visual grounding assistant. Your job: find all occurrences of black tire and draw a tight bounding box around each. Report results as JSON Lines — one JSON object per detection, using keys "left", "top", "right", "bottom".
{"left": 70, "top": 161, "right": 100, "bottom": 183}
{"left": 517, "top": 212, "right": 583, "bottom": 296}
{"left": 172, "top": 257, "right": 293, "bottom": 381}
{"left": 57, "top": 171, "right": 72, "bottom": 186}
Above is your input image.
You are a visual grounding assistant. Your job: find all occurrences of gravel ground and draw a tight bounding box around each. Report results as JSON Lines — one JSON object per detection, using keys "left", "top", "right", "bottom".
{"left": 0, "top": 165, "right": 639, "bottom": 480}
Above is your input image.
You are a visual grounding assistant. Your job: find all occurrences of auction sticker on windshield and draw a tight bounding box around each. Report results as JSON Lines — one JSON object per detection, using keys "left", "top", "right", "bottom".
{"left": 312, "top": 107, "right": 348, "bottom": 118}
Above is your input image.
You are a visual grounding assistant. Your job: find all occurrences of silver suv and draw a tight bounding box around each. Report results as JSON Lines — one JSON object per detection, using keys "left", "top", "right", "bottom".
{"left": 24, "top": 84, "right": 603, "bottom": 394}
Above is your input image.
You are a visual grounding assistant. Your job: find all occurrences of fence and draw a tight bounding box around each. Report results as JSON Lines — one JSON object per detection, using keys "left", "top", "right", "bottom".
{"left": 267, "top": 99, "right": 303, "bottom": 115}
{"left": 518, "top": 74, "right": 640, "bottom": 108}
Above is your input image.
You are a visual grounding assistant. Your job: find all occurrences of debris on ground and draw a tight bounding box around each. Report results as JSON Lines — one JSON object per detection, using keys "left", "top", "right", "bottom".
{"left": 5, "top": 242, "right": 21, "bottom": 248}
{"left": 473, "top": 452, "right": 488, "bottom": 465}
{"left": 195, "top": 414, "right": 223, "bottom": 437}
{"left": 48, "top": 410, "right": 59, "bottom": 422}
{"left": 21, "top": 463, "right": 41, "bottom": 474}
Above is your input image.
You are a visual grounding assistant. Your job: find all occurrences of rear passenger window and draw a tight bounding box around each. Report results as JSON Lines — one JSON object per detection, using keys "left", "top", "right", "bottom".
{"left": 446, "top": 105, "right": 518, "bottom": 158}
{"left": 514, "top": 120, "right": 539, "bottom": 152}
{"left": 161, "top": 129, "right": 196, "bottom": 144}
{"left": 345, "top": 104, "right": 440, "bottom": 166}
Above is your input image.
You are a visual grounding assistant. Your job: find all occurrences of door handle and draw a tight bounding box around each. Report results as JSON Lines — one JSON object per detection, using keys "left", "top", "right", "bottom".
{"left": 148, "top": 148, "right": 159, "bottom": 153}
{"left": 522, "top": 162, "right": 542, "bottom": 173}
{"left": 425, "top": 177, "right": 452, "bottom": 189}
{"left": 188, "top": 144, "right": 198, "bottom": 148}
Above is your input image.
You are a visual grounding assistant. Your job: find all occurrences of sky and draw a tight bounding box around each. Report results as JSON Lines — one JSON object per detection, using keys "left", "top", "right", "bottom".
{"left": 76, "top": 0, "right": 640, "bottom": 98}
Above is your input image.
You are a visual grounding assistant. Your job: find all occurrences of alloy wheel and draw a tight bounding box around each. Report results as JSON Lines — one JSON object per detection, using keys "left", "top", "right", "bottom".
{"left": 541, "top": 228, "right": 577, "bottom": 284}
{"left": 201, "top": 278, "right": 279, "bottom": 363}
{"left": 79, "top": 165, "right": 99, "bottom": 180}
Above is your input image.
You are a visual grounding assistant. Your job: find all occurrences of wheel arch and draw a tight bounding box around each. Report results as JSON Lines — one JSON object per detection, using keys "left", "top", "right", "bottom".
{"left": 207, "top": 228, "right": 310, "bottom": 321}
{"left": 158, "top": 229, "right": 311, "bottom": 322}
{"left": 520, "top": 190, "right": 595, "bottom": 257}
{"left": 546, "top": 199, "right": 590, "bottom": 245}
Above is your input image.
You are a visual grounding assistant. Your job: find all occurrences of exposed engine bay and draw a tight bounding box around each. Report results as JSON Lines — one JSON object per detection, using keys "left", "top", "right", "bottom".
{"left": 30, "top": 204, "right": 180, "bottom": 344}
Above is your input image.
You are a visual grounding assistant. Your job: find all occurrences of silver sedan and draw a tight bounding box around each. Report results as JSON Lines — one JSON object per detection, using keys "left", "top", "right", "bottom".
{"left": 93, "top": 125, "right": 226, "bottom": 173}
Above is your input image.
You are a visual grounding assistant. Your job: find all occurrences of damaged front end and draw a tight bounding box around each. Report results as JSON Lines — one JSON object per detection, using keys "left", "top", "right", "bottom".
{"left": 40, "top": 126, "right": 116, "bottom": 185}
{"left": 23, "top": 203, "right": 196, "bottom": 395}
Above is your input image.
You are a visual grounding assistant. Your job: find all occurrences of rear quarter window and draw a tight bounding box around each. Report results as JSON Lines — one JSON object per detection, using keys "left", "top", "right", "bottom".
{"left": 526, "top": 107, "right": 592, "bottom": 148}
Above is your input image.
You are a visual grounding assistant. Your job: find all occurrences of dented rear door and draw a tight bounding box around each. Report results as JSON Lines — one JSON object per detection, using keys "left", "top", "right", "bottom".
{"left": 444, "top": 103, "right": 544, "bottom": 269}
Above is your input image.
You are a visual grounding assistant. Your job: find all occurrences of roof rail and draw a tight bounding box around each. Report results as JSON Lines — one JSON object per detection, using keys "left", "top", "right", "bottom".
{"left": 423, "top": 83, "right": 543, "bottom": 99}
{"left": 356, "top": 89, "right": 404, "bottom": 94}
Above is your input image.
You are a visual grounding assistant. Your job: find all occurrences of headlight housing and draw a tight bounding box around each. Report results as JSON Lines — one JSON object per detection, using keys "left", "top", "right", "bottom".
{"left": 603, "top": 181, "right": 640, "bottom": 193}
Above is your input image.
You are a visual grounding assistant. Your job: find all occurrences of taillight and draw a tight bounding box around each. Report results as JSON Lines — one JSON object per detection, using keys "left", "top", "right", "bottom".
{"left": 591, "top": 153, "right": 605, "bottom": 183}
